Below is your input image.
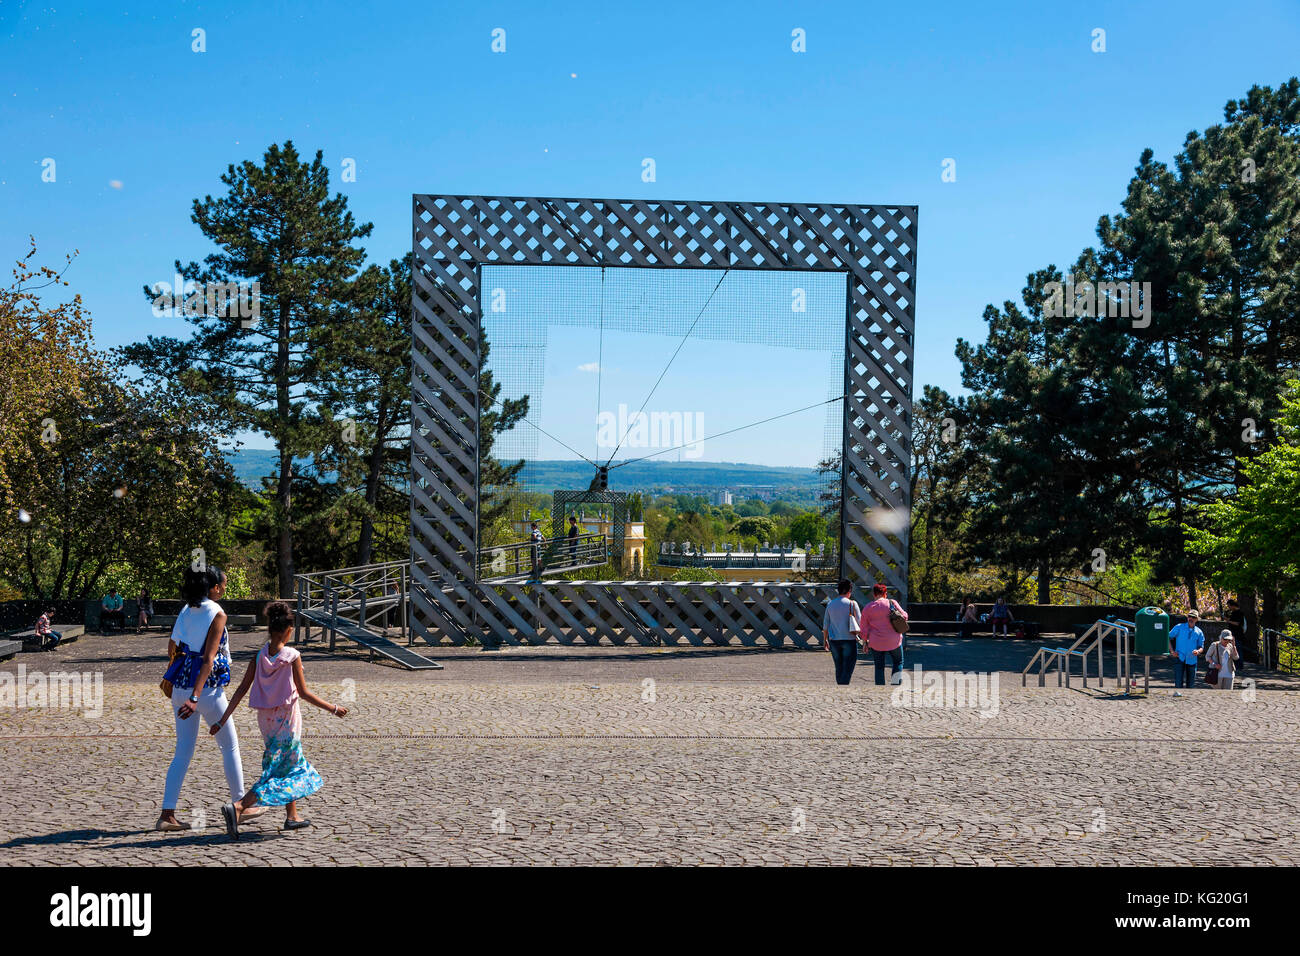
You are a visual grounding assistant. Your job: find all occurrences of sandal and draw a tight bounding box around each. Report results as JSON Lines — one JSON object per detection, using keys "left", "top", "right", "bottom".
{"left": 155, "top": 816, "right": 191, "bottom": 832}
{"left": 221, "top": 802, "right": 240, "bottom": 841}
{"left": 239, "top": 805, "right": 268, "bottom": 822}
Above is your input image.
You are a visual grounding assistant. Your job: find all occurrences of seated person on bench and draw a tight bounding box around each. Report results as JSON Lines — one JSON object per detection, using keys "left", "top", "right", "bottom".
{"left": 136, "top": 586, "right": 154, "bottom": 632}
{"left": 101, "top": 589, "right": 126, "bottom": 633}
{"left": 958, "top": 598, "right": 978, "bottom": 639}
{"left": 35, "top": 609, "right": 61, "bottom": 650}
{"left": 990, "top": 597, "right": 1014, "bottom": 637}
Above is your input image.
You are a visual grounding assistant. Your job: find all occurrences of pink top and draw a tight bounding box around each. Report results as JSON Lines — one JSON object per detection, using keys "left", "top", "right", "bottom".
{"left": 248, "top": 643, "right": 300, "bottom": 710}
{"left": 861, "top": 597, "right": 907, "bottom": 651}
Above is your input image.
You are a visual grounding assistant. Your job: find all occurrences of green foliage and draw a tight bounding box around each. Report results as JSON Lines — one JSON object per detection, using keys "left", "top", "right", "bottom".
{"left": 0, "top": 370, "right": 241, "bottom": 600}
{"left": 313, "top": 254, "right": 414, "bottom": 566}
{"left": 1186, "top": 380, "right": 1300, "bottom": 604}
{"left": 786, "top": 511, "right": 828, "bottom": 546}
{"left": 728, "top": 516, "right": 778, "bottom": 544}
{"left": 1078, "top": 554, "right": 1169, "bottom": 608}
{"left": 124, "top": 141, "right": 375, "bottom": 596}
{"left": 947, "top": 79, "right": 1300, "bottom": 615}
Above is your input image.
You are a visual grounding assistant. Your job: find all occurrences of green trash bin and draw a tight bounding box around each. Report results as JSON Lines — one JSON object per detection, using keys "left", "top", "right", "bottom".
{"left": 1134, "top": 606, "right": 1170, "bottom": 656}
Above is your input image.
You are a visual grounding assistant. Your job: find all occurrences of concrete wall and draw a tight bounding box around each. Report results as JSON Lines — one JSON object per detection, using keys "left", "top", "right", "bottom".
{"left": 909, "top": 602, "right": 1226, "bottom": 636}
{"left": 2, "top": 598, "right": 277, "bottom": 634}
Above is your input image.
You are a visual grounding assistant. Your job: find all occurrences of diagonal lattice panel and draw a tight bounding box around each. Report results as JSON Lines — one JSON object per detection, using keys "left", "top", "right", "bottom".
{"left": 411, "top": 195, "right": 916, "bottom": 646}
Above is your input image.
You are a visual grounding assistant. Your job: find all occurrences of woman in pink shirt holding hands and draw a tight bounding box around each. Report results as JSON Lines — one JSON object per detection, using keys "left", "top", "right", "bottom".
{"left": 861, "top": 582, "right": 908, "bottom": 685}
{"left": 212, "top": 601, "right": 348, "bottom": 839}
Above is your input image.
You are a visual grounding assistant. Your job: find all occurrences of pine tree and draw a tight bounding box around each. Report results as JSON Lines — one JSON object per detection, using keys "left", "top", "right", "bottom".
{"left": 314, "top": 255, "right": 412, "bottom": 567}
{"left": 124, "top": 142, "right": 373, "bottom": 596}
{"left": 1097, "top": 79, "right": 1300, "bottom": 624}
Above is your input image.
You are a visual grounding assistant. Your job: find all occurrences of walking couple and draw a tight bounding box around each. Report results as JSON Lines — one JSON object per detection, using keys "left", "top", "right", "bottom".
{"left": 156, "top": 565, "right": 347, "bottom": 839}
{"left": 823, "top": 579, "right": 909, "bottom": 686}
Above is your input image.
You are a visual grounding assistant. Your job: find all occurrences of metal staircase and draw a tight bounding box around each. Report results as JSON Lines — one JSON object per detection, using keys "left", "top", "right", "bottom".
{"left": 294, "top": 559, "right": 443, "bottom": 670}
{"left": 292, "top": 533, "right": 610, "bottom": 667}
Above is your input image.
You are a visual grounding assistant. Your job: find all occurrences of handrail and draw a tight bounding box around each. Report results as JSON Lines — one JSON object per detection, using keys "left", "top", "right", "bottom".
{"left": 1022, "top": 618, "right": 1132, "bottom": 690}
{"left": 295, "top": 557, "right": 412, "bottom": 582}
{"left": 1267, "top": 627, "right": 1294, "bottom": 673}
{"left": 477, "top": 532, "right": 608, "bottom": 579}
{"left": 295, "top": 558, "right": 413, "bottom": 647}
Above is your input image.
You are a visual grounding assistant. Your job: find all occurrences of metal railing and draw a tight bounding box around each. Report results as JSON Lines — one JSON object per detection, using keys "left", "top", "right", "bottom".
{"left": 656, "top": 550, "right": 839, "bottom": 570}
{"left": 1268, "top": 628, "right": 1297, "bottom": 674}
{"left": 1022, "top": 618, "right": 1132, "bottom": 691}
{"left": 295, "top": 558, "right": 412, "bottom": 646}
{"left": 292, "top": 534, "right": 610, "bottom": 650}
{"left": 477, "top": 532, "right": 607, "bottom": 580}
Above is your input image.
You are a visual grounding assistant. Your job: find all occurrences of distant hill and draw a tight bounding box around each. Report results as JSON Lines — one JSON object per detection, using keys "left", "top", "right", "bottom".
{"left": 517, "top": 459, "right": 823, "bottom": 492}
{"left": 224, "top": 449, "right": 320, "bottom": 488}
{"left": 226, "top": 448, "right": 822, "bottom": 493}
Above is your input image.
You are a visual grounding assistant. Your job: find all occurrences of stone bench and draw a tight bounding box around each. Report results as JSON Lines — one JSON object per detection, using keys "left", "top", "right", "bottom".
{"left": 907, "top": 619, "right": 1040, "bottom": 639}
{"left": 13, "top": 625, "right": 84, "bottom": 649}
{"left": 0, "top": 639, "right": 21, "bottom": 660}
{"left": 151, "top": 613, "right": 257, "bottom": 634}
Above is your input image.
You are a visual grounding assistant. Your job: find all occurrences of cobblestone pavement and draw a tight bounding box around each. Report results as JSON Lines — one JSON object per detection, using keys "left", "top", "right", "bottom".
{"left": 2, "top": 633, "right": 1298, "bottom": 865}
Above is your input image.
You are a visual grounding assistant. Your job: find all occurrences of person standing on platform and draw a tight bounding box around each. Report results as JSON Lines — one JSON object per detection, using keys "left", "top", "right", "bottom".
{"left": 529, "top": 521, "right": 544, "bottom": 580}
{"left": 567, "top": 515, "right": 579, "bottom": 565}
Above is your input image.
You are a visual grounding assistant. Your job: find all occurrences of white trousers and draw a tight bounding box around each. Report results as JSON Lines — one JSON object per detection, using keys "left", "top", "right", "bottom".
{"left": 163, "top": 685, "right": 244, "bottom": 810}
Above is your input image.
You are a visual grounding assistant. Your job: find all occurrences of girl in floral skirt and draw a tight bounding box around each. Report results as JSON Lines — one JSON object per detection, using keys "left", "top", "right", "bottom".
{"left": 211, "top": 601, "right": 347, "bottom": 839}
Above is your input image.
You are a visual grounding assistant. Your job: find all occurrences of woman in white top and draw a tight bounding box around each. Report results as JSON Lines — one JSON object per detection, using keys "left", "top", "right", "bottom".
{"left": 1206, "top": 630, "right": 1241, "bottom": 690}
{"left": 157, "top": 566, "right": 247, "bottom": 832}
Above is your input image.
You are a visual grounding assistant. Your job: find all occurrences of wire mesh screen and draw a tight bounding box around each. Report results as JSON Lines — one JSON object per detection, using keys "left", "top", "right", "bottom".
{"left": 479, "top": 264, "right": 847, "bottom": 576}
{"left": 411, "top": 195, "right": 916, "bottom": 646}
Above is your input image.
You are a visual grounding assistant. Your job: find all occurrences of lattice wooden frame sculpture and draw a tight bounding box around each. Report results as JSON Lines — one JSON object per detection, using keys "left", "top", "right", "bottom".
{"left": 411, "top": 194, "right": 916, "bottom": 646}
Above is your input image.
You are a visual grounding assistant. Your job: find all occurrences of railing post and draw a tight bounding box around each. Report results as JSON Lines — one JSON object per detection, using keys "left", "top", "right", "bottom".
{"left": 330, "top": 589, "right": 338, "bottom": 652}
{"left": 1123, "top": 627, "right": 1130, "bottom": 692}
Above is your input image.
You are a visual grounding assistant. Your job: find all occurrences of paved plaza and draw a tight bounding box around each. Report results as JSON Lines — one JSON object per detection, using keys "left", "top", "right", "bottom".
{"left": 3, "top": 632, "right": 1298, "bottom": 865}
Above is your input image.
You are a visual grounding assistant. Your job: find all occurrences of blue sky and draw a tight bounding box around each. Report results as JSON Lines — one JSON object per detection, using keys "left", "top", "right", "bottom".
{"left": 4, "top": 0, "right": 1299, "bottom": 459}
{"left": 483, "top": 264, "right": 845, "bottom": 468}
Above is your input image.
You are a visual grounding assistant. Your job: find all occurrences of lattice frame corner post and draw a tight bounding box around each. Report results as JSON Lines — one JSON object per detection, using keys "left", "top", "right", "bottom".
{"left": 411, "top": 195, "right": 916, "bottom": 646}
